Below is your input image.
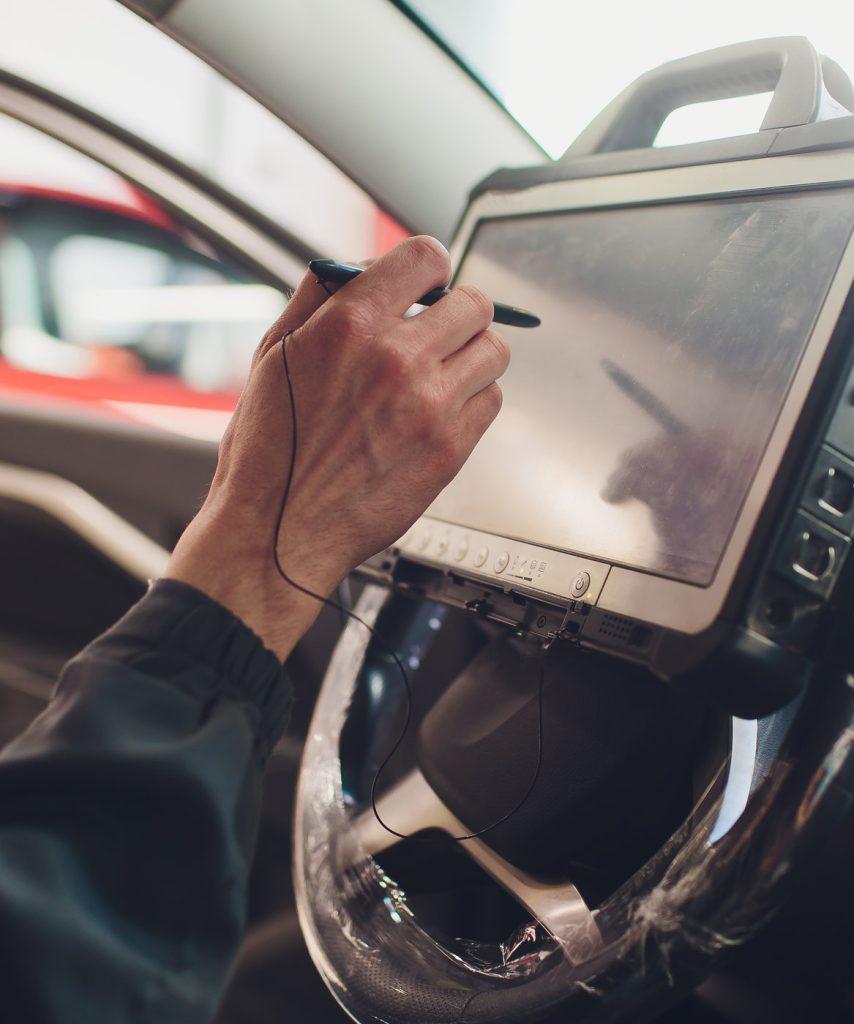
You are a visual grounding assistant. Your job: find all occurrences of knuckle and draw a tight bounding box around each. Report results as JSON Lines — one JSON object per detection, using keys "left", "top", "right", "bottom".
{"left": 252, "top": 320, "right": 283, "bottom": 365}
{"left": 251, "top": 338, "right": 269, "bottom": 368}
{"left": 427, "top": 434, "right": 462, "bottom": 482}
{"left": 482, "top": 329, "right": 511, "bottom": 370}
{"left": 481, "top": 382, "right": 503, "bottom": 420}
{"left": 456, "top": 284, "right": 494, "bottom": 325}
{"left": 378, "top": 343, "right": 413, "bottom": 385}
{"left": 411, "top": 389, "right": 443, "bottom": 439}
{"left": 252, "top": 320, "right": 290, "bottom": 367}
{"left": 406, "top": 234, "right": 450, "bottom": 278}
{"left": 326, "top": 297, "right": 376, "bottom": 339}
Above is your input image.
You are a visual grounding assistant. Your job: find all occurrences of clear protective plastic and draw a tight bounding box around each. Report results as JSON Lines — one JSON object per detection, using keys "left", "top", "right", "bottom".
{"left": 293, "top": 585, "right": 854, "bottom": 1023}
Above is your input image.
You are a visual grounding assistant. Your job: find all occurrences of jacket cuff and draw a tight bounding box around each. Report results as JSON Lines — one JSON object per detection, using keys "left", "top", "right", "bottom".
{"left": 68, "top": 577, "right": 292, "bottom": 756}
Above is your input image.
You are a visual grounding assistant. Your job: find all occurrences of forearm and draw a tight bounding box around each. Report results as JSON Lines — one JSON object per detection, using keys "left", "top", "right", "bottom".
{"left": 0, "top": 234, "right": 510, "bottom": 1024}
{"left": 0, "top": 579, "right": 290, "bottom": 1024}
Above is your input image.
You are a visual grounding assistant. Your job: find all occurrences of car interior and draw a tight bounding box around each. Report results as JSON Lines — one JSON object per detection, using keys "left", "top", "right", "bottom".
{"left": 1, "top": 2, "right": 853, "bottom": 1023}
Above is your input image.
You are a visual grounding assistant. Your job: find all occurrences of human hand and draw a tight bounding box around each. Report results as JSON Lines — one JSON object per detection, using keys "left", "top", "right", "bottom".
{"left": 166, "top": 236, "right": 510, "bottom": 659}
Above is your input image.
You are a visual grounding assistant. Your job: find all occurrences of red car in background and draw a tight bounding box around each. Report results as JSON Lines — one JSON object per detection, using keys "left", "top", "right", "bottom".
{"left": 0, "top": 181, "right": 283, "bottom": 440}
{"left": 0, "top": 182, "right": 407, "bottom": 441}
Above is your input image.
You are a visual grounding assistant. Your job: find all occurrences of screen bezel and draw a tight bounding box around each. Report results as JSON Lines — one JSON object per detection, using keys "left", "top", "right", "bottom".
{"left": 398, "top": 152, "right": 854, "bottom": 636}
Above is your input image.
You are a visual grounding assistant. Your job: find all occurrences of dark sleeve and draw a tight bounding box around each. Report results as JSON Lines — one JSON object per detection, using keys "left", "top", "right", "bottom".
{"left": 0, "top": 578, "right": 292, "bottom": 1024}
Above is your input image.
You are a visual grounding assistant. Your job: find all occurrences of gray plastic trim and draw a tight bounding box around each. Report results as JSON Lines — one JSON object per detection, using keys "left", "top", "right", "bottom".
{"left": 158, "top": 0, "right": 544, "bottom": 242}
{"left": 469, "top": 116, "right": 854, "bottom": 203}
{"left": 565, "top": 37, "right": 837, "bottom": 159}
{"left": 115, "top": 0, "right": 179, "bottom": 21}
{"left": 0, "top": 463, "right": 169, "bottom": 582}
{"left": 471, "top": 132, "right": 777, "bottom": 200}
{"left": 770, "top": 114, "right": 854, "bottom": 154}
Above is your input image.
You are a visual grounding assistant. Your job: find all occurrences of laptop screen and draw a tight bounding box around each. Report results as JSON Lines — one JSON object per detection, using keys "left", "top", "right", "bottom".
{"left": 428, "top": 190, "right": 854, "bottom": 585}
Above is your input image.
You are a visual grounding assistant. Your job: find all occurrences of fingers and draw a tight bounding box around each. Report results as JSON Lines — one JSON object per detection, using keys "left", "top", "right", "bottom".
{"left": 337, "top": 235, "right": 451, "bottom": 318}
{"left": 407, "top": 283, "right": 494, "bottom": 359}
{"left": 252, "top": 263, "right": 339, "bottom": 366}
{"left": 442, "top": 327, "right": 510, "bottom": 403}
{"left": 457, "top": 381, "right": 504, "bottom": 452}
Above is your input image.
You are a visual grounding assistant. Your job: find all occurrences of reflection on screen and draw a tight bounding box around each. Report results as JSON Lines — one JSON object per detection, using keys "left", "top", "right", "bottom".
{"left": 429, "top": 191, "right": 854, "bottom": 585}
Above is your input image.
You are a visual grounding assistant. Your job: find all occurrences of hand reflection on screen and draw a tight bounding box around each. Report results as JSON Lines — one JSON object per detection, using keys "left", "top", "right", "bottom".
{"left": 602, "top": 429, "right": 750, "bottom": 579}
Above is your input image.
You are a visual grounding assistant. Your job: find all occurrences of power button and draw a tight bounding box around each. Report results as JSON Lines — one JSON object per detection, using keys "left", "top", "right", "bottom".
{"left": 570, "top": 571, "right": 591, "bottom": 598}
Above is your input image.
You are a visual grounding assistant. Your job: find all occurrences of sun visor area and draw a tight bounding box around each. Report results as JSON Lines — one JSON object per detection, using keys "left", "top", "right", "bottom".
{"left": 127, "top": 0, "right": 544, "bottom": 242}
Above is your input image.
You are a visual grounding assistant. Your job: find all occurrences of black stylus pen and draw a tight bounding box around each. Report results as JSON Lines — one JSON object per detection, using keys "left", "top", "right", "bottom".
{"left": 309, "top": 258, "right": 541, "bottom": 328}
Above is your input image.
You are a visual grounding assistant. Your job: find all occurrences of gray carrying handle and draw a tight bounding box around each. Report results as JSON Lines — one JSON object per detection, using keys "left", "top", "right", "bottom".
{"left": 565, "top": 36, "right": 854, "bottom": 159}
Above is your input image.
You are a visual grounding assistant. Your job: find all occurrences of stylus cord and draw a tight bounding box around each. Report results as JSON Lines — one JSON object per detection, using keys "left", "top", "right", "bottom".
{"left": 273, "top": 330, "right": 546, "bottom": 843}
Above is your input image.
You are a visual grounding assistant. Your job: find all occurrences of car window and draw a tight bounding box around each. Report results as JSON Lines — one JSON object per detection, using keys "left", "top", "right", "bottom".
{"left": 0, "top": 0, "right": 408, "bottom": 260}
{"left": 49, "top": 235, "right": 280, "bottom": 393}
{"left": 404, "top": 0, "right": 854, "bottom": 157}
{"left": 0, "top": 115, "right": 285, "bottom": 439}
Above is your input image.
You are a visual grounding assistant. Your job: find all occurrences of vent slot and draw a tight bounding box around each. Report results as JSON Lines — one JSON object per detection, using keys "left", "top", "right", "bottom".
{"left": 598, "top": 613, "right": 635, "bottom": 641}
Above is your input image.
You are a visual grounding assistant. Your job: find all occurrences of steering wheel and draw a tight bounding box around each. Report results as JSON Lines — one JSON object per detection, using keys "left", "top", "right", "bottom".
{"left": 293, "top": 583, "right": 854, "bottom": 1023}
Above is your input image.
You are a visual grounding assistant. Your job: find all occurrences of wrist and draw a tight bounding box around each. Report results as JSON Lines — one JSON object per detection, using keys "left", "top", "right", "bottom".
{"left": 165, "top": 508, "right": 337, "bottom": 661}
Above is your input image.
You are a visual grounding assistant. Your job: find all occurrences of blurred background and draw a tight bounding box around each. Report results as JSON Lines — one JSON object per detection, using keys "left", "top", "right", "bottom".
{"left": 1, "top": 0, "right": 853, "bottom": 437}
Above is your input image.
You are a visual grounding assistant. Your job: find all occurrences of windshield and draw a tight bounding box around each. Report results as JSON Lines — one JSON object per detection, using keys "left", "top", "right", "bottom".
{"left": 404, "top": 0, "right": 854, "bottom": 158}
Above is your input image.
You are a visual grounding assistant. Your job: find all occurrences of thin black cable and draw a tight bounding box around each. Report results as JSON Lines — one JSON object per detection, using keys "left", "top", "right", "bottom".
{"left": 273, "top": 330, "right": 546, "bottom": 842}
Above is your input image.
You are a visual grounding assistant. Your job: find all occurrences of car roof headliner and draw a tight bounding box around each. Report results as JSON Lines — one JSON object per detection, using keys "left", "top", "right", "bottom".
{"left": 118, "top": 0, "right": 545, "bottom": 243}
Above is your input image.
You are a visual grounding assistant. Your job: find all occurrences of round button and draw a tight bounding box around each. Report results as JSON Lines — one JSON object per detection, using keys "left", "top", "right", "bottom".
{"left": 436, "top": 534, "right": 450, "bottom": 556}
{"left": 571, "top": 571, "right": 591, "bottom": 597}
{"left": 473, "top": 545, "right": 489, "bottom": 568}
{"left": 417, "top": 530, "right": 432, "bottom": 551}
{"left": 453, "top": 536, "right": 470, "bottom": 562}
{"left": 494, "top": 551, "right": 510, "bottom": 573}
